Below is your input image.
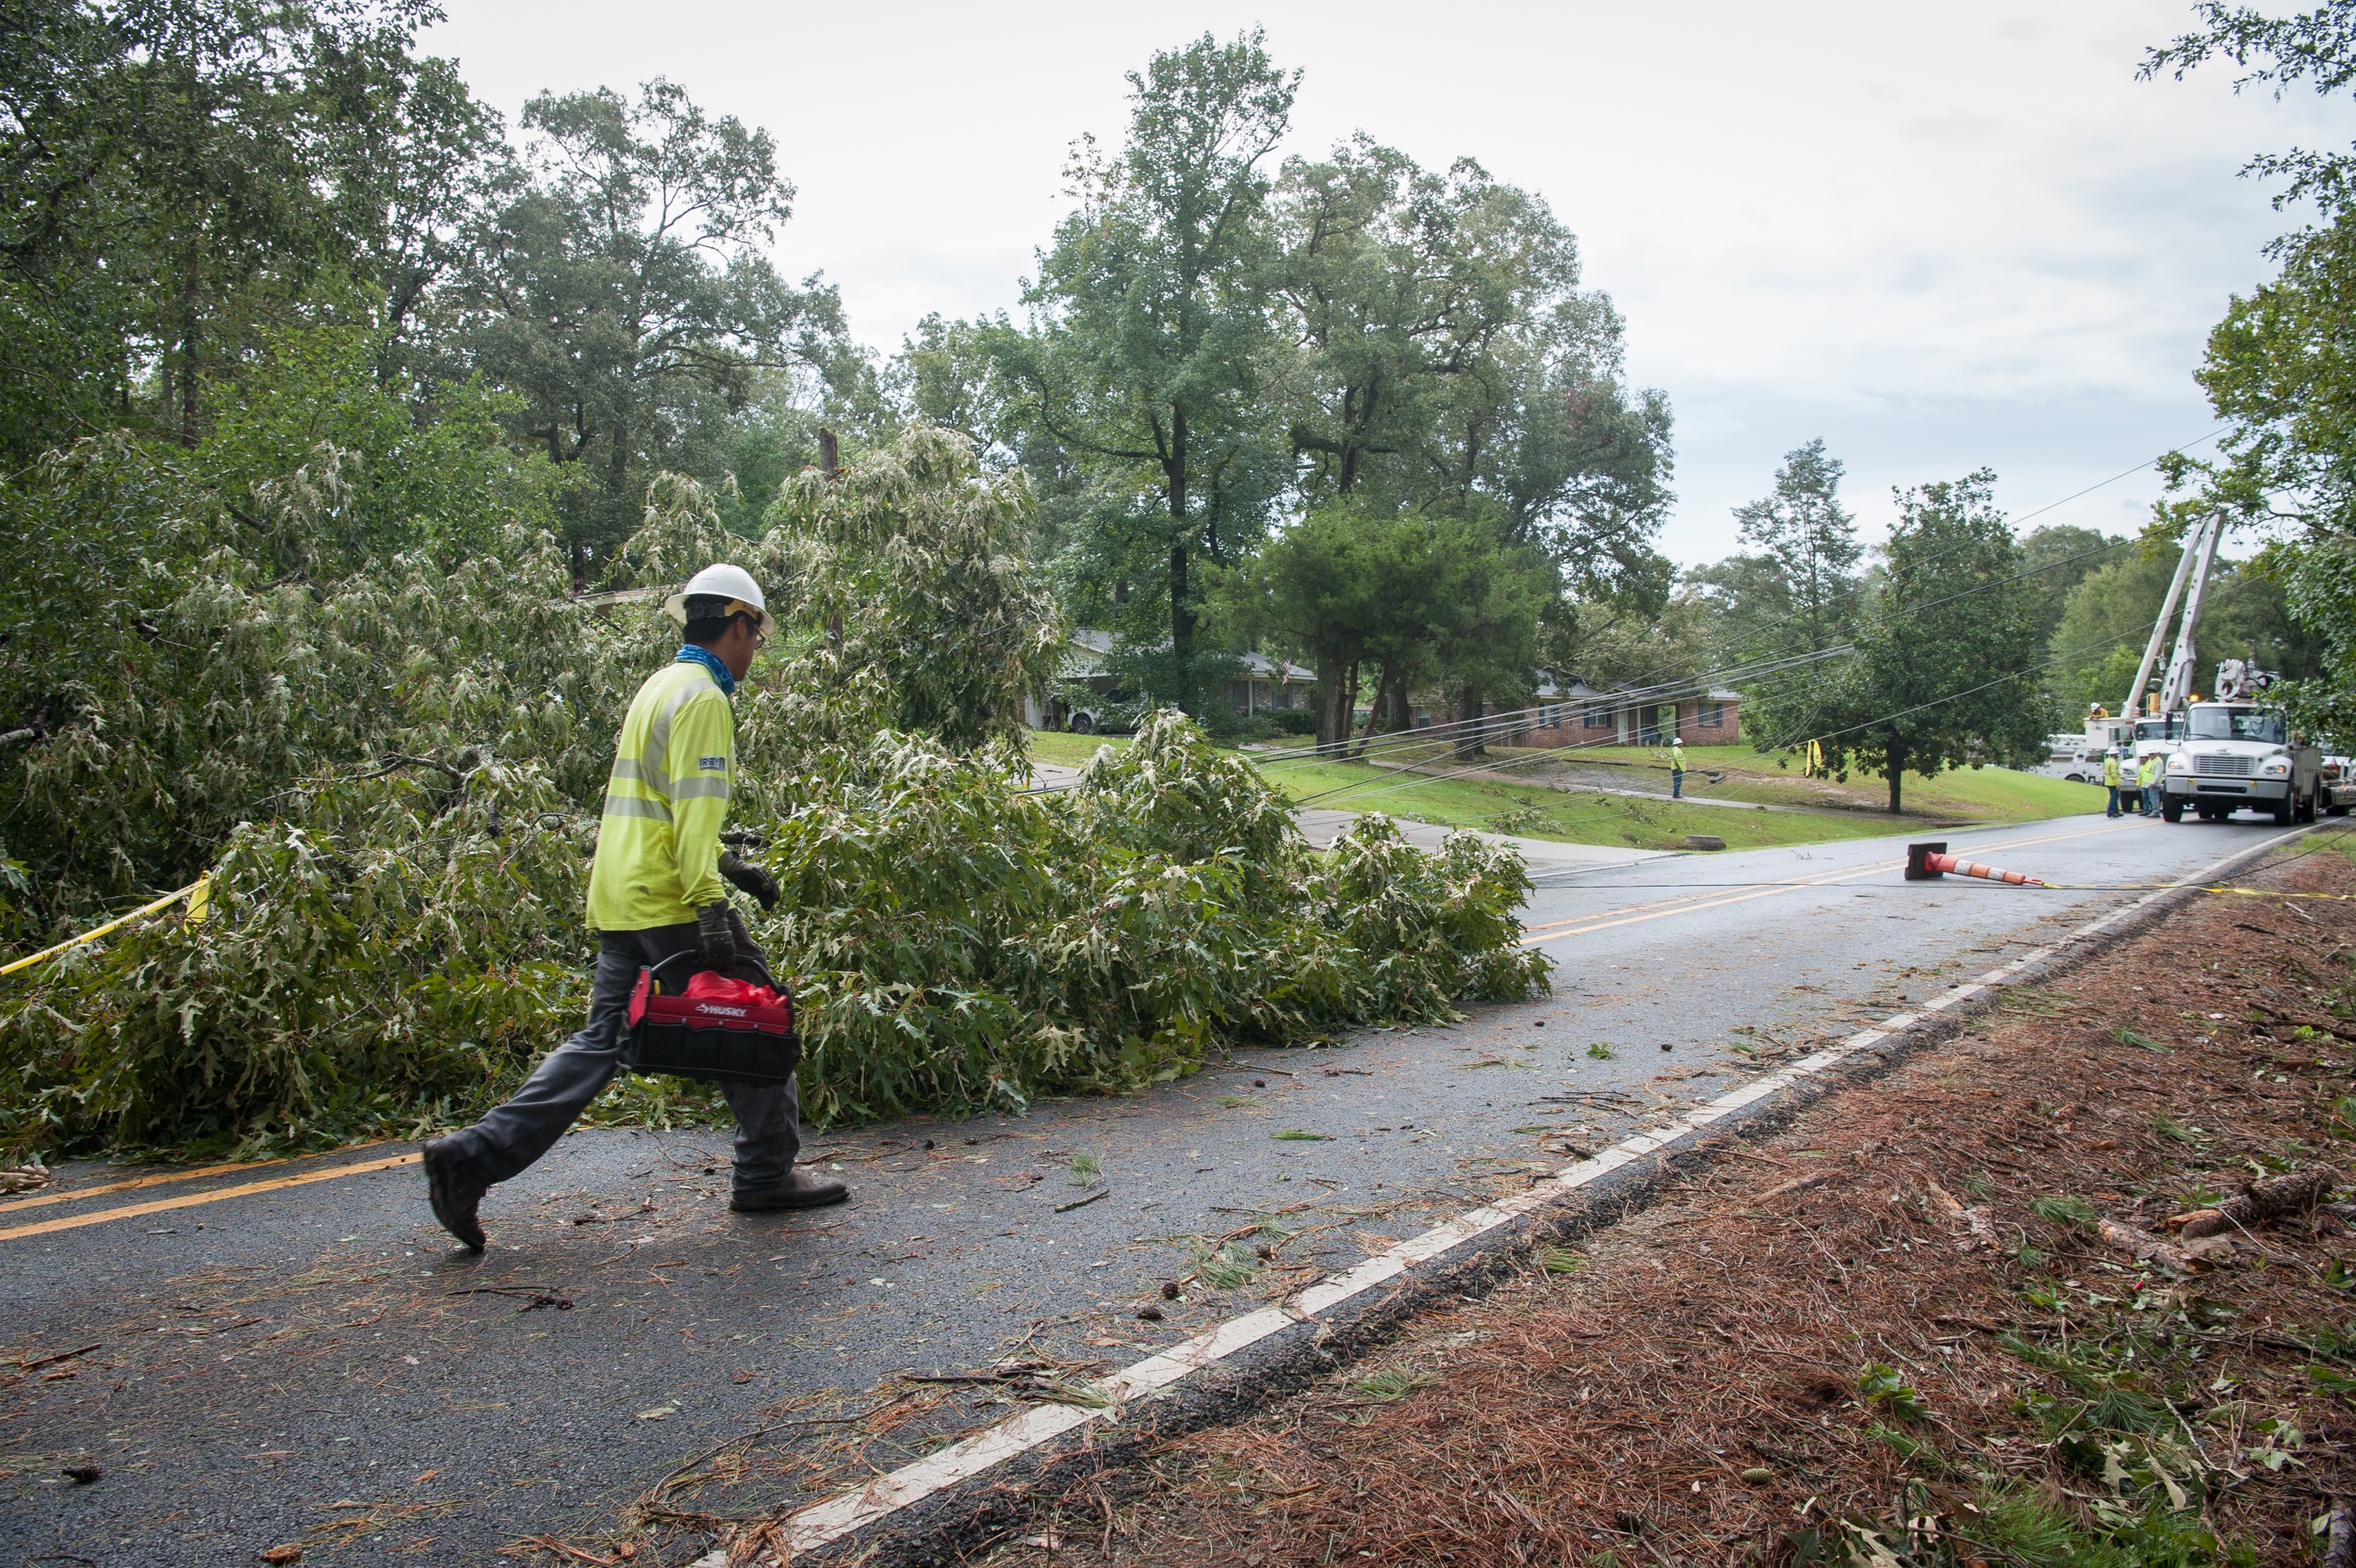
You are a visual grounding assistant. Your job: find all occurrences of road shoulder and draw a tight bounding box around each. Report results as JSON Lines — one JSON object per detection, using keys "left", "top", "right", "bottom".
{"left": 624, "top": 827, "right": 2334, "bottom": 1566}
{"left": 955, "top": 832, "right": 2356, "bottom": 1568}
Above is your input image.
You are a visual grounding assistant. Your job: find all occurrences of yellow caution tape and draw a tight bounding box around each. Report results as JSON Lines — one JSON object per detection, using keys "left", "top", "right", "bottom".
{"left": 2187, "top": 885, "right": 2356, "bottom": 902}
{"left": 0, "top": 875, "right": 209, "bottom": 978}
{"left": 2037, "top": 883, "right": 2356, "bottom": 902}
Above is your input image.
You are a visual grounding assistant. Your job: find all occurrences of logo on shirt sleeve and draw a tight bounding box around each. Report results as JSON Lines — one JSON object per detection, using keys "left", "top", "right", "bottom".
{"left": 698, "top": 755, "right": 728, "bottom": 772}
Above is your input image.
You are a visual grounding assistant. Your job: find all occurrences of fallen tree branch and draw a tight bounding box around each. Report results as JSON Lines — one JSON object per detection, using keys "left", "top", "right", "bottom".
{"left": 2168, "top": 1166, "right": 2339, "bottom": 1239}
{"left": 1750, "top": 1170, "right": 1836, "bottom": 1204}
{"left": 17, "top": 1342, "right": 101, "bottom": 1372}
{"left": 2097, "top": 1219, "right": 2197, "bottom": 1275}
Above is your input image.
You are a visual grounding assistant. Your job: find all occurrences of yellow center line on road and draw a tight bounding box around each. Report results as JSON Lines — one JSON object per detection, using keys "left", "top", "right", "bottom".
{"left": 1517, "top": 819, "right": 2150, "bottom": 947}
{"left": 1520, "top": 861, "right": 1894, "bottom": 945}
{"left": 0, "top": 1142, "right": 401, "bottom": 1214}
{"left": 0, "top": 1152, "right": 420, "bottom": 1243}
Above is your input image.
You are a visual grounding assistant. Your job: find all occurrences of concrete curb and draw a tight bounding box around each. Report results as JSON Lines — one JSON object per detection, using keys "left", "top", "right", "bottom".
{"left": 692, "top": 822, "right": 2322, "bottom": 1568}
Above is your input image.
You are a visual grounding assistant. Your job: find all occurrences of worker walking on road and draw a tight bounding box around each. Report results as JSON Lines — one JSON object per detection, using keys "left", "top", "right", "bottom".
{"left": 421, "top": 565, "right": 847, "bottom": 1252}
{"left": 2136, "top": 750, "right": 2162, "bottom": 817}
{"left": 2102, "top": 747, "right": 2123, "bottom": 818}
{"left": 1669, "top": 736, "right": 1686, "bottom": 799}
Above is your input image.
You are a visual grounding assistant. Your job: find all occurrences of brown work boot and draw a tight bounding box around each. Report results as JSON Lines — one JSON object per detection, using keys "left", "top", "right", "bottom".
{"left": 730, "top": 1166, "right": 849, "bottom": 1213}
{"left": 421, "top": 1136, "right": 487, "bottom": 1251}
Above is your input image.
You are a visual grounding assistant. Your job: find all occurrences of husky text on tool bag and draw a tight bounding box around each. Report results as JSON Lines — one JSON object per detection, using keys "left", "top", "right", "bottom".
{"left": 624, "top": 952, "right": 799, "bottom": 1085}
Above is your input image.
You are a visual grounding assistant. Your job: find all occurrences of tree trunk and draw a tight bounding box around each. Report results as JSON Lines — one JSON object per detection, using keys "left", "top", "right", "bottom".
{"left": 608, "top": 418, "right": 630, "bottom": 502}
{"left": 174, "top": 243, "right": 204, "bottom": 445}
{"left": 1351, "top": 664, "right": 1397, "bottom": 759}
{"left": 1385, "top": 678, "right": 1412, "bottom": 734}
{"left": 1168, "top": 405, "right": 1192, "bottom": 710}
{"left": 1454, "top": 684, "right": 1487, "bottom": 760}
{"left": 1315, "top": 652, "right": 1350, "bottom": 753}
{"left": 1886, "top": 737, "right": 1907, "bottom": 814}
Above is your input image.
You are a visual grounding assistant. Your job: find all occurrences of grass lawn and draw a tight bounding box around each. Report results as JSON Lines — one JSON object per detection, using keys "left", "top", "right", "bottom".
{"left": 1250, "top": 755, "right": 1903, "bottom": 851}
{"left": 1025, "top": 729, "right": 1133, "bottom": 769}
{"left": 1484, "top": 742, "right": 2108, "bottom": 821}
{"left": 1021, "top": 728, "right": 2104, "bottom": 852}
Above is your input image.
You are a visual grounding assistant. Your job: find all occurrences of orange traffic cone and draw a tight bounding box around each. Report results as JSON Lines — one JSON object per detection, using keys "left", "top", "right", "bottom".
{"left": 1905, "top": 841, "right": 2047, "bottom": 886}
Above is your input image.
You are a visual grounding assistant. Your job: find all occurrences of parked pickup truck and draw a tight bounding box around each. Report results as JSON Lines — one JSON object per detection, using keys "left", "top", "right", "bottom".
{"left": 2324, "top": 755, "right": 2356, "bottom": 817}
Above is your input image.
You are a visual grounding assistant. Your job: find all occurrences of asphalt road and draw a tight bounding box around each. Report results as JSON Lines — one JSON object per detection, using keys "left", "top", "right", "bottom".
{"left": 0, "top": 808, "right": 2306, "bottom": 1565}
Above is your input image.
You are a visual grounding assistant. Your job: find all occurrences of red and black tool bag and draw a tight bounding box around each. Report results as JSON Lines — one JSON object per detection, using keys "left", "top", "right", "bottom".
{"left": 623, "top": 951, "right": 799, "bottom": 1086}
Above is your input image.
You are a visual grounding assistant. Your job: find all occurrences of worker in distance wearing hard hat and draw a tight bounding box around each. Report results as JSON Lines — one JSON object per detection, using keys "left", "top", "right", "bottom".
{"left": 2135, "top": 749, "right": 2163, "bottom": 818}
{"left": 420, "top": 564, "right": 847, "bottom": 1251}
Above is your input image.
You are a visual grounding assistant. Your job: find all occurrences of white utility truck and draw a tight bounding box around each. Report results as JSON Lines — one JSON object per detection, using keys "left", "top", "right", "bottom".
{"left": 2030, "top": 731, "right": 2101, "bottom": 783}
{"left": 2159, "top": 699, "right": 2325, "bottom": 824}
{"left": 2079, "top": 511, "right": 2331, "bottom": 823}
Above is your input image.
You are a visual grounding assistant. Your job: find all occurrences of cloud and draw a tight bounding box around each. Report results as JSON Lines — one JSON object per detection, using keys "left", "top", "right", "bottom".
{"left": 422, "top": 0, "right": 2348, "bottom": 563}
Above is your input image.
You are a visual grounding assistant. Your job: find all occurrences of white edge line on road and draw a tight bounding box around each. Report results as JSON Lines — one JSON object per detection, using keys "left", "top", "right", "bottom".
{"left": 686, "top": 823, "right": 2313, "bottom": 1566}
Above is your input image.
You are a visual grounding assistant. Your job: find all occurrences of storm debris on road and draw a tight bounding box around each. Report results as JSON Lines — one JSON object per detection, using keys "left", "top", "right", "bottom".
{"left": 968, "top": 845, "right": 2356, "bottom": 1568}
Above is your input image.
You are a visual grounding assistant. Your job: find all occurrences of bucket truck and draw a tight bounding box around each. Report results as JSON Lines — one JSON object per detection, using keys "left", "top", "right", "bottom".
{"left": 2122, "top": 514, "right": 2328, "bottom": 824}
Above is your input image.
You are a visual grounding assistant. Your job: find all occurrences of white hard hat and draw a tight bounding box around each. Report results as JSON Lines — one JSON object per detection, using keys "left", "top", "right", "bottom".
{"left": 664, "top": 564, "right": 775, "bottom": 638}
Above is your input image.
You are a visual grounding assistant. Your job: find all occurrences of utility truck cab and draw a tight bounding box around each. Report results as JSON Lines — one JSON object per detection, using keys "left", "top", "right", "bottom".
{"left": 2130, "top": 715, "right": 2184, "bottom": 764}
{"left": 2160, "top": 701, "right": 2323, "bottom": 825}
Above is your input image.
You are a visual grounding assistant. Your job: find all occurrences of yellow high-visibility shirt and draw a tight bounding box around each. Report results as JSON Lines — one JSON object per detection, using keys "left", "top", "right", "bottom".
{"left": 585, "top": 662, "right": 736, "bottom": 931}
{"left": 2102, "top": 755, "right": 2119, "bottom": 786}
{"left": 2136, "top": 754, "right": 2161, "bottom": 788}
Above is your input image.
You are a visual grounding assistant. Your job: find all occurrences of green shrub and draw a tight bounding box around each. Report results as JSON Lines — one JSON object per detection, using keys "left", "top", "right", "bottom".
{"left": 0, "top": 422, "right": 1547, "bottom": 1159}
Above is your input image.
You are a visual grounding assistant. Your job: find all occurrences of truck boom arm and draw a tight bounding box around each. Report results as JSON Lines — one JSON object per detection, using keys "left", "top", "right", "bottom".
{"left": 2158, "top": 514, "right": 2221, "bottom": 715}
{"left": 2120, "top": 517, "right": 2210, "bottom": 718}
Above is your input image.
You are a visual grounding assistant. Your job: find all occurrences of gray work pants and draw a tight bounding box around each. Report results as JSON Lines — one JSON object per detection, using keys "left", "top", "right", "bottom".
{"left": 440, "top": 910, "right": 800, "bottom": 1195}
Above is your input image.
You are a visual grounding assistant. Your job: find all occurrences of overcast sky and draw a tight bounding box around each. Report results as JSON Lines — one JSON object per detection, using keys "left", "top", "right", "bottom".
{"left": 422, "top": 1, "right": 2345, "bottom": 569}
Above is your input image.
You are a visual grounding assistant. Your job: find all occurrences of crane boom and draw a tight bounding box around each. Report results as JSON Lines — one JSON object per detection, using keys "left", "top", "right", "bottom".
{"left": 2119, "top": 521, "right": 2206, "bottom": 718}
{"left": 2158, "top": 514, "right": 2220, "bottom": 715}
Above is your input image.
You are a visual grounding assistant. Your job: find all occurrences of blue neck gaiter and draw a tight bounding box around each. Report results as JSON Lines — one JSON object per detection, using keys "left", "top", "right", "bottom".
{"left": 674, "top": 644, "right": 736, "bottom": 697}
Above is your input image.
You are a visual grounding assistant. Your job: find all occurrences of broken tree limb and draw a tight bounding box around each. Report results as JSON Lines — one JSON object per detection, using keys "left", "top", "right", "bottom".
{"left": 1922, "top": 1177, "right": 2000, "bottom": 1250}
{"left": 17, "top": 1342, "right": 102, "bottom": 1371}
{"left": 2098, "top": 1219, "right": 2198, "bottom": 1275}
{"left": 1743, "top": 1170, "right": 1836, "bottom": 1212}
{"left": 2168, "top": 1167, "right": 2338, "bottom": 1239}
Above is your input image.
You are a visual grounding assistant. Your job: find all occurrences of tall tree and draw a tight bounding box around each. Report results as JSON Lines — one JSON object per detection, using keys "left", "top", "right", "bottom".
{"left": 1214, "top": 500, "right": 1542, "bottom": 751}
{"left": 2048, "top": 549, "right": 2318, "bottom": 713}
{"left": 990, "top": 30, "right": 1298, "bottom": 711}
{"left": 0, "top": 0, "right": 500, "bottom": 458}
{"left": 1743, "top": 472, "right": 2051, "bottom": 813}
{"left": 1682, "top": 552, "right": 1793, "bottom": 668}
{"left": 2018, "top": 523, "right": 2121, "bottom": 654}
{"left": 2145, "top": 1, "right": 2356, "bottom": 743}
{"left": 1731, "top": 439, "right": 1860, "bottom": 656}
{"left": 457, "top": 78, "right": 854, "bottom": 573}
{"left": 774, "top": 425, "right": 1067, "bottom": 755}
{"left": 1267, "top": 138, "right": 1671, "bottom": 750}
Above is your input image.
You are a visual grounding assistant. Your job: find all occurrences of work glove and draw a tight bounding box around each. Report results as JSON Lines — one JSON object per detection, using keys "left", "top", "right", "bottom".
{"left": 695, "top": 901, "right": 737, "bottom": 968}
{"left": 718, "top": 850, "right": 779, "bottom": 910}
